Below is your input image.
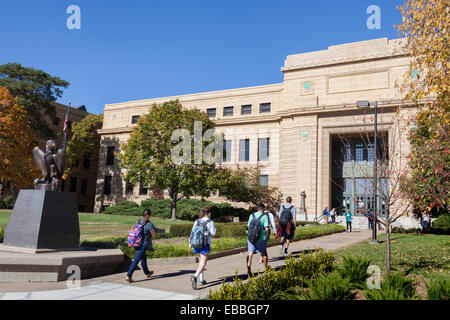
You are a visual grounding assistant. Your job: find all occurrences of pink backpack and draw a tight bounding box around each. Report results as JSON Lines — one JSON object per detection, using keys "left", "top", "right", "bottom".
{"left": 127, "top": 224, "right": 144, "bottom": 247}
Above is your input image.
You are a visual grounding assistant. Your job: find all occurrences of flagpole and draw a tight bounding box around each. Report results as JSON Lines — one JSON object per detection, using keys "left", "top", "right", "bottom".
{"left": 62, "top": 101, "right": 71, "bottom": 153}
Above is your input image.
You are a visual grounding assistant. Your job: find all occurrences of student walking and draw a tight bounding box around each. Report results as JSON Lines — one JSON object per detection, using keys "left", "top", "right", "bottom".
{"left": 330, "top": 207, "right": 336, "bottom": 224}
{"left": 189, "top": 208, "right": 216, "bottom": 290}
{"left": 322, "top": 206, "right": 330, "bottom": 223}
{"left": 345, "top": 209, "right": 352, "bottom": 233}
{"left": 276, "top": 197, "right": 297, "bottom": 256}
{"left": 247, "top": 203, "right": 270, "bottom": 275}
{"left": 126, "top": 209, "right": 156, "bottom": 283}
{"left": 260, "top": 209, "right": 276, "bottom": 264}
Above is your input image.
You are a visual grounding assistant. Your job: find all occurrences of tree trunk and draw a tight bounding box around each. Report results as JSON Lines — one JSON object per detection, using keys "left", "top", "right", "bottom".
{"left": 386, "top": 221, "right": 391, "bottom": 272}
{"left": 171, "top": 195, "right": 177, "bottom": 220}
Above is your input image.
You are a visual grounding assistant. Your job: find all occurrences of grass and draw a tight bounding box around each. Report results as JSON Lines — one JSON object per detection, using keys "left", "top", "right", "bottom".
{"left": 0, "top": 210, "right": 187, "bottom": 240}
{"left": 334, "top": 233, "right": 450, "bottom": 279}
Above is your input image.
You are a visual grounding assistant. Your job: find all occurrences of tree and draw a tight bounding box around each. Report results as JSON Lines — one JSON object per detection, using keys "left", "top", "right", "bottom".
{"left": 0, "top": 63, "right": 70, "bottom": 139}
{"left": 333, "top": 111, "right": 413, "bottom": 271}
{"left": 119, "top": 100, "right": 226, "bottom": 220}
{"left": 218, "top": 165, "right": 282, "bottom": 213}
{"left": 63, "top": 113, "right": 103, "bottom": 179}
{"left": 0, "top": 86, "right": 39, "bottom": 197}
{"left": 396, "top": 0, "right": 449, "bottom": 214}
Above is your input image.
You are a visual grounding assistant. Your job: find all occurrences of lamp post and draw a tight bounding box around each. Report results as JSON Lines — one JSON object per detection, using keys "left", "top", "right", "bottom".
{"left": 356, "top": 100, "right": 379, "bottom": 244}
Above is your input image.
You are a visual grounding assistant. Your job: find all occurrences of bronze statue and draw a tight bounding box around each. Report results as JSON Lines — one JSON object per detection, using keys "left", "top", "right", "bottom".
{"left": 33, "top": 140, "right": 67, "bottom": 191}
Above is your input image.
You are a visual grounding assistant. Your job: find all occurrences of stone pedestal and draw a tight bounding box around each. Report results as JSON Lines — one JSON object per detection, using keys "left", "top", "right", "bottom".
{"left": 3, "top": 190, "right": 80, "bottom": 250}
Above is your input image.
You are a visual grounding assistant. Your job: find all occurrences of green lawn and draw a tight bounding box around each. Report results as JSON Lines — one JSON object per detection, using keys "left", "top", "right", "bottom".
{"left": 334, "top": 233, "right": 450, "bottom": 278}
{"left": 0, "top": 210, "right": 188, "bottom": 240}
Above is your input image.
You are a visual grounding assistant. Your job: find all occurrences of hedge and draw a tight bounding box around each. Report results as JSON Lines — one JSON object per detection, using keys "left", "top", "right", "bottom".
{"left": 0, "top": 196, "right": 14, "bottom": 210}
{"left": 0, "top": 227, "right": 3, "bottom": 243}
{"left": 169, "top": 222, "right": 248, "bottom": 238}
{"left": 432, "top": 214, "right": 450, "bottom": 234}
{"left": 103, "top": 198, "right": 251, "bottom": 221}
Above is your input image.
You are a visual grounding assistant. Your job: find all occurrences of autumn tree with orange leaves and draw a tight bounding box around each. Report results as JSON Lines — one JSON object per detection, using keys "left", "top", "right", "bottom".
{"left": 0, "top": 86, "right": 38, "bottom": 197}
{"left": 396, "top": 0, "right": 449, "bottom": 215}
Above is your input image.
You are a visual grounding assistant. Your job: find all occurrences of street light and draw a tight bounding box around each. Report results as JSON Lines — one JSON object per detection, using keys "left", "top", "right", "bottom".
{"left": 356, "top": 100, "right": 379, "bottom": 244}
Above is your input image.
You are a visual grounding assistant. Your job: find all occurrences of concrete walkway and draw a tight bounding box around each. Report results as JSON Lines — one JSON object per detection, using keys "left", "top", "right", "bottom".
{"left": 0, "top": 229, "right": 373, "bottom": 300}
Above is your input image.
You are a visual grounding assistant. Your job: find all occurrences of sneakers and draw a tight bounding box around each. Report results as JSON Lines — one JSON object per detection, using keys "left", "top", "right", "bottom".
{"left": 145, "top": 271, "right": 154, "bottom": 278}
{"left": 125, "top": 276, "right": 134, "bottom": 283}
{"left": 191, "top": 275, "right": 197, "bottom": 290}
{"left": 200, "top": 280, "right": 207, "bottom": 286}
{"left": 284, "top": 248, "right": 288, "bottom": 256}
{"left": 280, "top": 243, "right": 284, "bottom": 255}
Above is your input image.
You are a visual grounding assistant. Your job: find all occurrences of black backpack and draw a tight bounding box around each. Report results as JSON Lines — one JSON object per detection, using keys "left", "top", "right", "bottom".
{"left": 280, "top": 205, "right": 293, "bottom": 227}
{"left": 248, "top": 213, "right": 267, "bottom": 244}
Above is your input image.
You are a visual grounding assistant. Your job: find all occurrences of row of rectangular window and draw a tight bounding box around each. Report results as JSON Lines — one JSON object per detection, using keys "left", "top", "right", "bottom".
{"left": 223, "top": 138, "right": 269, "bottom": 163}
{"left": 129, "top": 103, "right": 271, "bottom": 125}
{"left": 207, "top": 103, "right": 271, "bottom": 118}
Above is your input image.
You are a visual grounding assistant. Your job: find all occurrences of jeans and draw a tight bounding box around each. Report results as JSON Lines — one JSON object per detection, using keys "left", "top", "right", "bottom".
{"left": 127, "top": 245, "right": 150, "bottom": 278}
{"left": 346, "top": 222, "right": 352, "bottom": 232}
{"left": 331, "top": 215, "right": 335, "bottom": 223}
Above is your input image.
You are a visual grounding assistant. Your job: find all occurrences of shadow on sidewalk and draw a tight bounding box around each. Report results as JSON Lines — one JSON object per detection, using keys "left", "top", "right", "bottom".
{"left": 128, "top": 269, "right": 197, "bottom": 283}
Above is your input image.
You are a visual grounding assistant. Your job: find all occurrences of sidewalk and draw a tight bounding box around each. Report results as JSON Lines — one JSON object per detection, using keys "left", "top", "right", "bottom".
{"left": 0, "top": 229, "right": 373, "bottom": 300}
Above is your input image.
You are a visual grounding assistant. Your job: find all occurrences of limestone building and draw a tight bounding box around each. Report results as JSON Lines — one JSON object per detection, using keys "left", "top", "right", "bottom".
{"left": 95, "top": 38, "right": 416, "bottom": 219}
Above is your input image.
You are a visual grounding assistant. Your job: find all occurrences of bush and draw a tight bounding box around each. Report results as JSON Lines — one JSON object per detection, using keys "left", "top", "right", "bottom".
{"left": 103, "top": 200, "right": 142, "bottom": 216}
{"left": 431, "top": 214, "right": 450, "bottom": 234}
{"left": 364, "top": 272, "right": 419, "bottom": 300}
{"left": 303, "top": 272, "right": 353, "bottom": 300}
{"left": 205, "top": 249, "right": 333, "bottom": 300}
{"left": 169, "top": 222, "right": 248, "bottom": 238}
{"left": 0, "top": 227, "right": 4, "bottom": 243}
{"left": 391, "top": 227, "right": 421, "bottom": 234}
{"left": 296, "top": 221, "right": 320, "bottom": 227}
{"left": 426, "top": 275, "right": 450, "bottom": 300}
{"left": 0, "top": 196, "right": 15, "bottom": 210}
{"left": 338, "top": 256, "right": 372, "bottom": 289}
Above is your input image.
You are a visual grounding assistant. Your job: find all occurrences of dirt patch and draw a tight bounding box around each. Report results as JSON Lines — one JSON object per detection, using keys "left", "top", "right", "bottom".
{"left": 415, "top": 279, "right": 428, "bottom": 299}
{"left": 352, "top": 289, "right": 367, "bottom": 300}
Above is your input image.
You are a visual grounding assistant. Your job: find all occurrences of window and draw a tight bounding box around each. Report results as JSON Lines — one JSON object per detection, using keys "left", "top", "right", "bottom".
{"left": 69, "top": 177, "right": 77, "bottom": 193}
{"left": 258, "top": 138, "right": 270, "bottom": 161}
{"left": 259, "top": 174, "right": 269, "bottom": 187}
{"left": 259, "top": 103, "right": 271, "bottom": 113}
{"left": 80, "top": 178, "right": 88, "bottom": 196}
{"left": 343, "top": 178, "right": 352, "bottom": 192}
{"left": 83, "top": 152, "right": 91, "bottom": 170}
{"left": 139, "top": 180, "right": 148, "bottom": 196}
{"left": 239, "top": 139, "right": 250, "bottom": 162}
{"left": 206, "top": 108, "right": 216, "bottom": 118}
{"left": 106, "top": 146, "right": 115, "bottom": 166}
{"left": 355, "top": 144, "right": 364, "bottom": 162}
{"left": 104, "top": 176, "right": 112, "bottom": 195}
{"left": 131, "top": 115, "right": 140, "bottom": 124}
{"left": 241, "top": 105, "right": 252, "bottom": 115}
{"left": 344, "top": 144, "right": 351, "bottom": 162}
{"left": 223, "top": 140, "right": 232, "bottom": 162}
{"left": 223, "top": 106, "right": 234, "bottom": 117}
{"left": 125, "top": 181, "right": 134, "bottom": 195}
{"left": 367, "top": 144, "right": 374, "bottom": 162}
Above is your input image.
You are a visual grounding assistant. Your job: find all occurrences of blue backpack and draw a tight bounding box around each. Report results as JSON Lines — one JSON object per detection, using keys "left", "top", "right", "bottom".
{"left": 190, "top": 219, "right": 211, "bottom": 248}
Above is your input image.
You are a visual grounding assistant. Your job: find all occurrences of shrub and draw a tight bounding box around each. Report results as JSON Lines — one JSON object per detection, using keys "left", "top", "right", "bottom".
{"left": 169, "top": 222, "right": 248, "bottom": 238}
{"left": 0, "top": 196, "right": 15, "bottom": 210}
{"left": 139, "top": 198, "right": 172, "bottom": 218}
{"left": 0, "top": 227, "right": 4, "bottom": 243}
{"left": 391, "top": 227, "right": 421, "bottom": 234}
{"left": 303, "top": 272, "right": 353, "bottom": 300}
{"left": 426, "top": 275, "right": 450, "bottom": 300}
{"left": 296, "top": 221, "right": 320, "bottom": 227}
{"left": 338, "top": 256, "right": 372, "bottom": 289}
{"left": 103, "top": 200, "right": 142, "bottom": 216}
{"left": 169, "top": 224, "right": 192, "bottom": 237}
{"left": 205, "top": 250, "right": 333, "bottom": 300}
{"left": 364, "top": 272, "right": 419, "bottom": 300}
{"left": 431, "top": 214, "right": 450, "bottom": 234}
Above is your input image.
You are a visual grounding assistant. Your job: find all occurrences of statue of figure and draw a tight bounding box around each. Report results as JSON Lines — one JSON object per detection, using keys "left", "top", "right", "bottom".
{"left": 33, "top": 140, "right": 67, "bottom": 191}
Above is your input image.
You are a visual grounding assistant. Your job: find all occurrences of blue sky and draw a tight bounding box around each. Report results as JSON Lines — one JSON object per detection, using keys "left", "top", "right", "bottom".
{"left": 0, "top": 0, "right": 404, "bottom": 115}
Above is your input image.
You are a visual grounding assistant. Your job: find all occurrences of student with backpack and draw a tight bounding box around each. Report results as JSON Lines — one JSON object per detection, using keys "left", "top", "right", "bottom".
{"left": 126, "top": 209, "right": 156, "bottom": 283}
{"left": 345, "top": 209, "right": 352, "bottom": 233}
{"left": 247, "top": 203, "right": 270, "bottom": 275}
{"left": 277, "top": 197, "right": 297, "bottom": 256}
{"left": 189, "top": 208, "right": 216, "bottom": 290}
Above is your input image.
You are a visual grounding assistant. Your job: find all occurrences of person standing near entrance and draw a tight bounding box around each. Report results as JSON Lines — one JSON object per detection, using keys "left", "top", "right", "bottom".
{"left": 322, "top": 206, "right": 329, "bottom": 224}
{"left": 126, "top": 209, "right": 156, "bottom": 283}
{"left": 330, "top": 208, "right": 336, "bottom": 224}
{"left": 277, "top": 197, "right": 297, "bottom": 256}
{"left": 367, "top": 209, "right": 374, "bottom": 230}
{"left": 345, "top": 209, "right": 352, "bottom": 233}
{"left": 422, "top": 210, "right": 430, "bottom": 232}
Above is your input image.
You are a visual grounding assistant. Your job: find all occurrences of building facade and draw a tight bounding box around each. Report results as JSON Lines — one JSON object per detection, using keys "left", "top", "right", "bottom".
{"left": 95, "top": 38, "right": 416, "bottom": 219}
